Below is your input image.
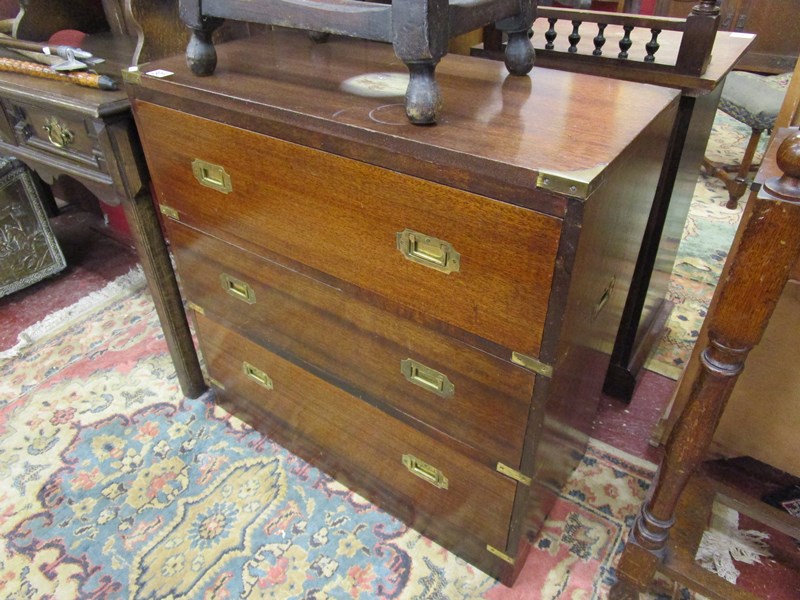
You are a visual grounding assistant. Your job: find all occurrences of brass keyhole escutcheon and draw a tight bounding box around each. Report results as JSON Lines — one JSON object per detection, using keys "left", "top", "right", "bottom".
{"left": 43, "top": 116, "right": 74, "bottom": 148}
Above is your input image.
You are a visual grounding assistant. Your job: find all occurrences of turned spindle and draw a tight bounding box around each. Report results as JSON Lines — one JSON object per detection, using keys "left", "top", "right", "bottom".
{"left": 611, "top": 130, "right": 800, "bottom": 598}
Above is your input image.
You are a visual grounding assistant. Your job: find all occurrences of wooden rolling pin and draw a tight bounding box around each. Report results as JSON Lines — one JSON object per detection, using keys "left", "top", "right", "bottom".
{"left": 0, "top": 57, "right": 117, "bottom": 89}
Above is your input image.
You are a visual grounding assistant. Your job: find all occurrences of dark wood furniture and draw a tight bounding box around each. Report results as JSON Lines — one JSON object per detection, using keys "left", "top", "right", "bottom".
{"left": 611, "top": 127, "right": 800, "bottom": 599}
{"left": 477, "top": 3, "right": 754, "bottom": 399}
{"left": 126, "top": 29, "right": 679, "bottom": 584}
{"left": 178, "top": 0, "right": 537, "bottom": 124}
{"left": 655, "top": 0, "right": 800, "bottom": 74}
{"left": 0, "top": 28, "right": 205, "bottom": 397}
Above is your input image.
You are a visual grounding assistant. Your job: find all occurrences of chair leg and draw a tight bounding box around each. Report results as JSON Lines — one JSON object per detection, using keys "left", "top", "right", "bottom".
{"left": 726, "top": 128, "right": 762, "bottom": 209}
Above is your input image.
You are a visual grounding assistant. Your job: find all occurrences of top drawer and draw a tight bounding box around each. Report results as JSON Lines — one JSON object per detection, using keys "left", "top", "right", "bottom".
{"left": 1, "top": 99, "right": 107, "bottom": 172}
{"left": 134, "top": 101, "right": 562, "bottom": 357}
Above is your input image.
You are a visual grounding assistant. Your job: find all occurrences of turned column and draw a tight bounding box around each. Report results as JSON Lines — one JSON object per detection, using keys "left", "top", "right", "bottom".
{"left": 611, "top": 130, "right": 800, "bottom": 598}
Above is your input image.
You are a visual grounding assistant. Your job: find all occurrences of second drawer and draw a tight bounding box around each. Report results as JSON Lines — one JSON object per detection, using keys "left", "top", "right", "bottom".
{"left": 171, "top": 222, "right": 536, "bottom": 469}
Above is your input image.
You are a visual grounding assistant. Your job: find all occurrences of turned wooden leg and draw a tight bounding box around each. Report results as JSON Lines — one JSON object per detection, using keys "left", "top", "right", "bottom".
{"left": 613, "top": 131, "right": 800, "bottom": 597}
{"left": 504, "top": 30, "right": 535, "bottom": 75}
{"left": 186, "top": 17, "right": 224, "bottom": 76}
{"left": 404, "top": 60, "right": 442, "bottom": 125}
{"left": 726, "top": 128, "right": 763, "bottom": 209}
{"left": 496, "top": 0, "right": 536, "bottom": 75}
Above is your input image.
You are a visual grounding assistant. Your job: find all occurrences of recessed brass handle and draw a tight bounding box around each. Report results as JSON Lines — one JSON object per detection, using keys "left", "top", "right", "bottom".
{"left": 400, "top": 358, "right": 454, "bottom": 398}
{"left": 243, "top": 361, "right": 273, "bottom": 390}
{"left": 402, "top": 454, "right": 448, "bottom": 489}
{"left": 396, "top": 229, "right": 460, "bottom": 274}
{"left": 220, "top": 273, "right": 255, "bottom": 304}
{"left": 43, "top": 116, "right": 74, "bottom": 148}
{"left": 192, "top": 159, "right": 232, "bottom": 194}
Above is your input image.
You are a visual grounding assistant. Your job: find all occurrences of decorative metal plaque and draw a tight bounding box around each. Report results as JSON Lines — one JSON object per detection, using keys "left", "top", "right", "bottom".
{"left": 0, "top": 157, "right": 66, "bottom": 297}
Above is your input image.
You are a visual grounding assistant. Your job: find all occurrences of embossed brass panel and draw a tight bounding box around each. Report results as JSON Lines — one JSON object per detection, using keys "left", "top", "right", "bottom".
{"left": 396, "top": 229, "right": 460, "bottom": 274}
{"left": 0, "top": 157, "right": 66, "bottom": 297}
{"left": 402, "top": 454, "right": 449, "bottom": 489}
{"left": 220, "top": 273, "right": 256, "bottom": 304}
{"left": 400, "top": 358, "right": 454, "bottom": 398}
{"left": 192, "top": 159, "right": 232, "bottom": 194}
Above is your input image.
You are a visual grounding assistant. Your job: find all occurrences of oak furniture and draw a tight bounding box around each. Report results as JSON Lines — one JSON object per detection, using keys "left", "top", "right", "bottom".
{"left": 611, "top": 127, "right": 800, "bottom": 599}
{"left": 126, "top": 29, "right": 679, "bottom": 584}
{"left": 177, "top": 0, "right": 537, "bottom": 124}
{"left": 0, "top": 3, "right": 205, "bottom": 398}
{"left": 655, "top": 0, "right": 800, "bottom": 74}
{"left": 476, "top": 2, "right": 754, "bottom": 399}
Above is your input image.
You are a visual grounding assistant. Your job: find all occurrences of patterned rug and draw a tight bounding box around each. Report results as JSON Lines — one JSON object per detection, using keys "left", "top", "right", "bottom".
{"left": 0, "top": 283, "right": 673, "bottom": 599}
{"left": 644, "top": 111, "right": 759, "bottom": 379}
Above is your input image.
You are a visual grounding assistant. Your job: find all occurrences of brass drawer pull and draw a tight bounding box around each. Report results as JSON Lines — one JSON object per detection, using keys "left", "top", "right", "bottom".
{"left": 243, "top": 361, "right": 273, "bottom": 390}
{"left": 220, "top": 273, "right": 256, "bottom": 304}
{"left": 396, "top": 229, "right": 460, "bottom": 274}
{"left": 192, "top": 158, "right": 232, "bottom": 193}
{"left": 43, "top": 116, "right": 74, "bottom": 148}
{"left": 402, "top": 454, "right": 448, "bottom": 489}
{"left": 400, "top": 358, "right": 454, "bottom": 398}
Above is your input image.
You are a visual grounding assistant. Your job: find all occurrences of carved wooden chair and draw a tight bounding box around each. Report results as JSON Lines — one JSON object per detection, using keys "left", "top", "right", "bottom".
{"left": 702, "top": 70, "right": 788, "bottom": 210}
{"left": 178, "top": 0, "right": 537, "bottom": 125}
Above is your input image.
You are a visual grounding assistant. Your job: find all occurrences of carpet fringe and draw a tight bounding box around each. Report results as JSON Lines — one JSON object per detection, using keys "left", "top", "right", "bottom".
{"left": 695, "top": 503, "right": 771, "bottom": 584}
{"left": 0, "top": 265, "right": 146, "bottom": 361}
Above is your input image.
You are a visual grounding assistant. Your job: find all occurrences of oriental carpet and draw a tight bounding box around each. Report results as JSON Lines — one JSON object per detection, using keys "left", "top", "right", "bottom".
{"left": 0, "top": 284, "right": 673, "bottom": 599}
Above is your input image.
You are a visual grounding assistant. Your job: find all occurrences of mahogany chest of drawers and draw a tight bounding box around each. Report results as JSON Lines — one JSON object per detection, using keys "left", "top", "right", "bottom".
{"left": 127, "top": 30, "right": 678, "bottom": 585}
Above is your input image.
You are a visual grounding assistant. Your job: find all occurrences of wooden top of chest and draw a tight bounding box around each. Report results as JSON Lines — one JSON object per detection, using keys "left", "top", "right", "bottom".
{"left": 128, "top": 29, "right": 678, "bottom": 208}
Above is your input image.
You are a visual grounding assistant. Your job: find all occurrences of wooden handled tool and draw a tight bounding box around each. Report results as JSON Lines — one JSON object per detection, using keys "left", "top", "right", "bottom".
{"left": 0, "top": 58, "right": 118, "bottom": 90}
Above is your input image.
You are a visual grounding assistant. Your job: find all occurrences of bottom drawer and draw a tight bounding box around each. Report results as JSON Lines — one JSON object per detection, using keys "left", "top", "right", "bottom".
{"left": 195, "top": 313, "right": 520, "bottom": 555}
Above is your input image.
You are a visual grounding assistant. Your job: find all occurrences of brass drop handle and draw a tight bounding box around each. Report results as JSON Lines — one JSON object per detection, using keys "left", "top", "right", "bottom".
{"left": 402, "top": 454, "right": 448, "bottom": 489}
{"left": 42, "top": 116, "right": 74, "bottom": 148}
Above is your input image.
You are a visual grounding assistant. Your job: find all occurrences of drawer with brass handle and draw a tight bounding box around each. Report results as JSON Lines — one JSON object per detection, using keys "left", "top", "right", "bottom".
{"left": 196, "top": 312, "right": 519, "bottom": 555}
{"left": 1, "top": 100, "right": 107, "bottom": 172}
{"left": 135, "top": 100, "right": 562, "bottom": 358}
{"left": 170, "top": 222, "right": 536, "bottom": 468}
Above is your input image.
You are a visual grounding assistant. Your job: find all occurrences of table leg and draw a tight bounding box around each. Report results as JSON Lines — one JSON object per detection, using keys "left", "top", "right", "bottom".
{"left": 102, "top": 115, "right": 206, "bottom": 399}
{"left": 120, "top": 187, "right": 206, "bottom": 398}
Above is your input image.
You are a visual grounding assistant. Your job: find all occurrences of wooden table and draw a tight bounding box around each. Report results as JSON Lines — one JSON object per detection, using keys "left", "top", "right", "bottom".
{"left": 0, "top": 33, "right": 205, "bottom": 399}
{"left": 491, "top": 17, "right": 755, "bottom": 399}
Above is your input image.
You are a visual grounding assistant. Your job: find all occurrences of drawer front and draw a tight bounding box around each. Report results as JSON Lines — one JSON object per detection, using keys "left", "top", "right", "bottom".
{"left": 1, "top": 100, "right": 106, "bottom": 171}
{"left": 134, "top": 100, "right": 562, "bottom": 357}
{"left": 196, "top": 313, "right": 518, "bottom": 551}
{"left": 171, "top": 222, "right": 535, "bottom": 468}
